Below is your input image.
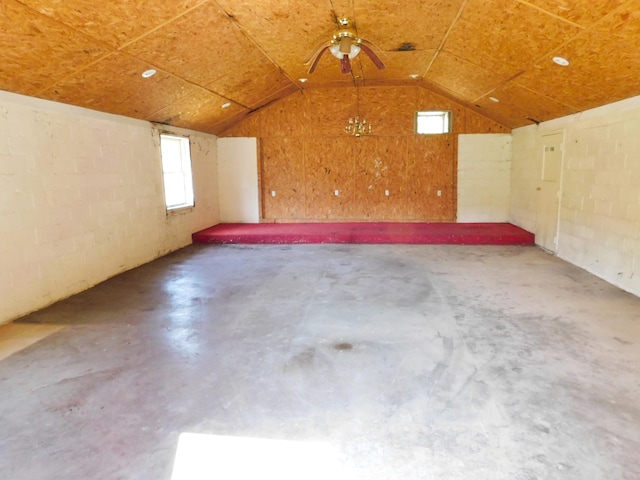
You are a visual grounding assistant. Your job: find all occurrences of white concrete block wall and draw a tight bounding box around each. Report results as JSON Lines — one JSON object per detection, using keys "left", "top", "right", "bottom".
{"left": 0, "top": 91, "right": 219, "bottom": 324}
{"left": 217, "top": 137, "right": 259, "bottom": 223}
{"left": 457, "top": 134, "right": 512, "bottom": 222}
{"left": 510, "top": 95, "right": 640, "bottom": 296}
{"left": 508, "top": 128, "right": 541, "bottom": 233}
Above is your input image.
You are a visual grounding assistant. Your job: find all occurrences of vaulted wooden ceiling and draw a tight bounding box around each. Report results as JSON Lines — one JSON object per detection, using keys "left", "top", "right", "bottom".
{"left": 2, "top": 0, "right": 639, "bottom": 135}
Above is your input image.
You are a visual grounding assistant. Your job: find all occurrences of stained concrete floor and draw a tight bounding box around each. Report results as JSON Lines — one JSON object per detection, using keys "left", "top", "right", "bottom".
{"left": 1, "top": 244, "right": 639, "bottom": 479}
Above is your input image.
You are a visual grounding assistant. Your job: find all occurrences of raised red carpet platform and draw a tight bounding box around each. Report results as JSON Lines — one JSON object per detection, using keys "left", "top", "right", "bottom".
{"left": 192, "top": 222, "right": 535, "bottom": 246}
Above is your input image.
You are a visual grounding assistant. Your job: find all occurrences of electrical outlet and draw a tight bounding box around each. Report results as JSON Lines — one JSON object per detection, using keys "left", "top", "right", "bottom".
{"left": 437, "top": 190, "right": 442, "bottom": 197}
{"left": 334, "top": 190, "right": 339, "bottom": 196}
{"left": 385, "top": 190, "right": 390, "bottom": 196}
{"left": 271, "top": 191, "right": 276, "bottom": 197}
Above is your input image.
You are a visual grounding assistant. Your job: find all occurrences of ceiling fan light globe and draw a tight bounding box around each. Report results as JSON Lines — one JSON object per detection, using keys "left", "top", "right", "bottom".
{"left": 329, "top": 43, "right": 341, "bottom": 58}
{"left": 349, "top": 45, "right": 361, "bottom": 59}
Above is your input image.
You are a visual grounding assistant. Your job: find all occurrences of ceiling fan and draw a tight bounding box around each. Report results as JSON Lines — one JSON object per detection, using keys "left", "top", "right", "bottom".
{"left": 305, "top": 17, "right": 385, "bottom": 75}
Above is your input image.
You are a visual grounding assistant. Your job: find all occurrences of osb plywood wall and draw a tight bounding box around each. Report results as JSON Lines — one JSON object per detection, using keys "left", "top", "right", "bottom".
{"left": 221, "top": 85, "right": 509, "bottom": 222}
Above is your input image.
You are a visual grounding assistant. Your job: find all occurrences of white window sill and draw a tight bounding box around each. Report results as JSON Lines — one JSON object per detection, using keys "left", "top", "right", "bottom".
{"left": 166, "top": 205, "right": 194, "bottom": 216}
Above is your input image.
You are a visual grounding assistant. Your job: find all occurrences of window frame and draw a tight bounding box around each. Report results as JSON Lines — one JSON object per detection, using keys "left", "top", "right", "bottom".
{"left": 414, "top": 110, "right": 453, "bottom": 135}
{"left": 159, "top": 133, "right": 195, "bottom": 211}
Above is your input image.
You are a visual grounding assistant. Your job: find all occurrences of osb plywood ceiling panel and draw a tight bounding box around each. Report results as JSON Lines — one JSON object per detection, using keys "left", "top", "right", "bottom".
{"left": 2, "top": 0, "right": 640, "bottom": 133}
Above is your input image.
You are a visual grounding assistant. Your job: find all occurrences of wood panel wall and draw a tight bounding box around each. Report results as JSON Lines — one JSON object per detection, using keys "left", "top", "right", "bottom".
{"left": 221, "top": 85, "right": 509, "bottom": 222}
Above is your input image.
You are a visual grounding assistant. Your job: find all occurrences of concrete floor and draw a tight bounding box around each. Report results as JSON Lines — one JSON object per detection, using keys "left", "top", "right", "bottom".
{"left": 1, "top": 244, "right": 639, "bottom": 479}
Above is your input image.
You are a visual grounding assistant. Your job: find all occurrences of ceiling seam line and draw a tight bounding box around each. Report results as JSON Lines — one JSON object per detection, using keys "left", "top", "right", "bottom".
{"left": 423, "top": 0, "right": 470, "bottom": 77}
{"left": 115, "top": 0, "right": 211, "bottom": 52}
{"left": 211, "top": 1, "right": 303, "bottom": 92}
{"left": 470, "top": 3, "right": 633, "bottom": 105}
{"left": 36, "top": 52, "right": 239, "bottom": 112}
{"left": 35, "top": 51, "right": 117, "bottom": 96}
{"left": 432, "top": 2, "right": 629, "bottom": 123}
{"left": 13, "top": 4, "right": 117, "bottom": 97}
{"left": 30, "top": 1, "right": 211, "bottom": 97}
{"left": 529, "top": 1, "right": 634, "bottom": 67}
{"left": 212, "top": 83, "right": 299, "bottom": 129}
{"left": 471, "top": 71, "right": 526, "bottom": 104}
{"left": 501, "top": 81, "right": 582, "bottom": 113}
{"left": 246, "top": 84, "right": 303, "bottom": 111}
{"left": 514, "top": 0, "right": 585, "bottom": 29}
{"left": 144, "top": 84, "right": 250, "bottom": 122}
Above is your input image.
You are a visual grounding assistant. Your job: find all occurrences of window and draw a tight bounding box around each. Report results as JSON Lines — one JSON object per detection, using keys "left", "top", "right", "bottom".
{"left": 160, "top": 134, "right": 194, "bottom": 210}
{"left": 415, "top": 110, "right": 452, "bottom": 134}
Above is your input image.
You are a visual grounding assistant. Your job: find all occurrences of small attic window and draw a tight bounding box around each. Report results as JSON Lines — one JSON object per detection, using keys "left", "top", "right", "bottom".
{"left": 415, "top": 110, "right": 452, "bottom": 134}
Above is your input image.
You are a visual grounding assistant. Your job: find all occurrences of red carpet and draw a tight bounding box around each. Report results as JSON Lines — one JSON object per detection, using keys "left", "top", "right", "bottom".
{"left": 192, "top": 222, "right": 535, "bottom": 245}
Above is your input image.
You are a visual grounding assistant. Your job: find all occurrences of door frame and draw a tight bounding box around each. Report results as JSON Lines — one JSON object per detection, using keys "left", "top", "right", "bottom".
{"left": 536, "top": 131, "right": 565, "bottom": 253}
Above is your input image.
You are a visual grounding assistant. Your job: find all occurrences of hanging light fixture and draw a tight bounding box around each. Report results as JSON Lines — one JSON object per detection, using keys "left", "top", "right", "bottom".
{"left": 345, "top": 114, "right": 371, "bottom": 137}
{"left": 345, "top": 81, "right": 372, "bottom": 137}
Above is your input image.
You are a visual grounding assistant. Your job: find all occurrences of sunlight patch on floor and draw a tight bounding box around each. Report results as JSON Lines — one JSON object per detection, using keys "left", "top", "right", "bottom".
{"left": 0, "top": 322, "right": 63, "bottom": 362}
{"left": 172, "top": 433, "right": 349, "bottom": 480}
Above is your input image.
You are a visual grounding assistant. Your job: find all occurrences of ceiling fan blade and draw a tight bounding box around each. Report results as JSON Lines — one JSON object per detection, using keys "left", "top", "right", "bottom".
{"left": 360, "top": 42, "right": 385, "bottom": 70}
{"left": 304, "top": 40, "right": 331, "bottom": 64}
{"left": 307, "top": 45, "right": 330, "bottom": 74}
{"left": 341, "top": 55, "right": 352, "bottom": 75}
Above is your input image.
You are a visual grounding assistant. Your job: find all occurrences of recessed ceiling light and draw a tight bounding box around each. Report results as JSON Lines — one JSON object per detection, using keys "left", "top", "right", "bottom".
{"left": 409, "top": 74, "right": 419, "bottom": 79}
{"left": 141, "top": 69, "right": 157, "bottom": 78}
{"left": 552, "top": 56, "right": 570, "bottom": 66}
{"left": 221, "top": 102, "right": 231, "bottom": 109}
{"left": 489, "top": 96, "right": 500, "bottom": 103}
{"left": 299, "top": 78, "right": 308, "bottom": 83}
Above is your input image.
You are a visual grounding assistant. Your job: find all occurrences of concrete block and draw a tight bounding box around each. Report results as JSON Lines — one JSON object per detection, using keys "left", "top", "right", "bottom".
{"left": 1, "top": 92, "right": 219, "bottom": 324}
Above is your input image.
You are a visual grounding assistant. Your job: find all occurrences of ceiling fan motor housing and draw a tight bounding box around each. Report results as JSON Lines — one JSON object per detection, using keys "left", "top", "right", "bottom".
{"left": 306, "top": 16, "right": 384, "bottom": 74}
{"left": 330, "top": 19, "right": 361, "bottom": 60}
